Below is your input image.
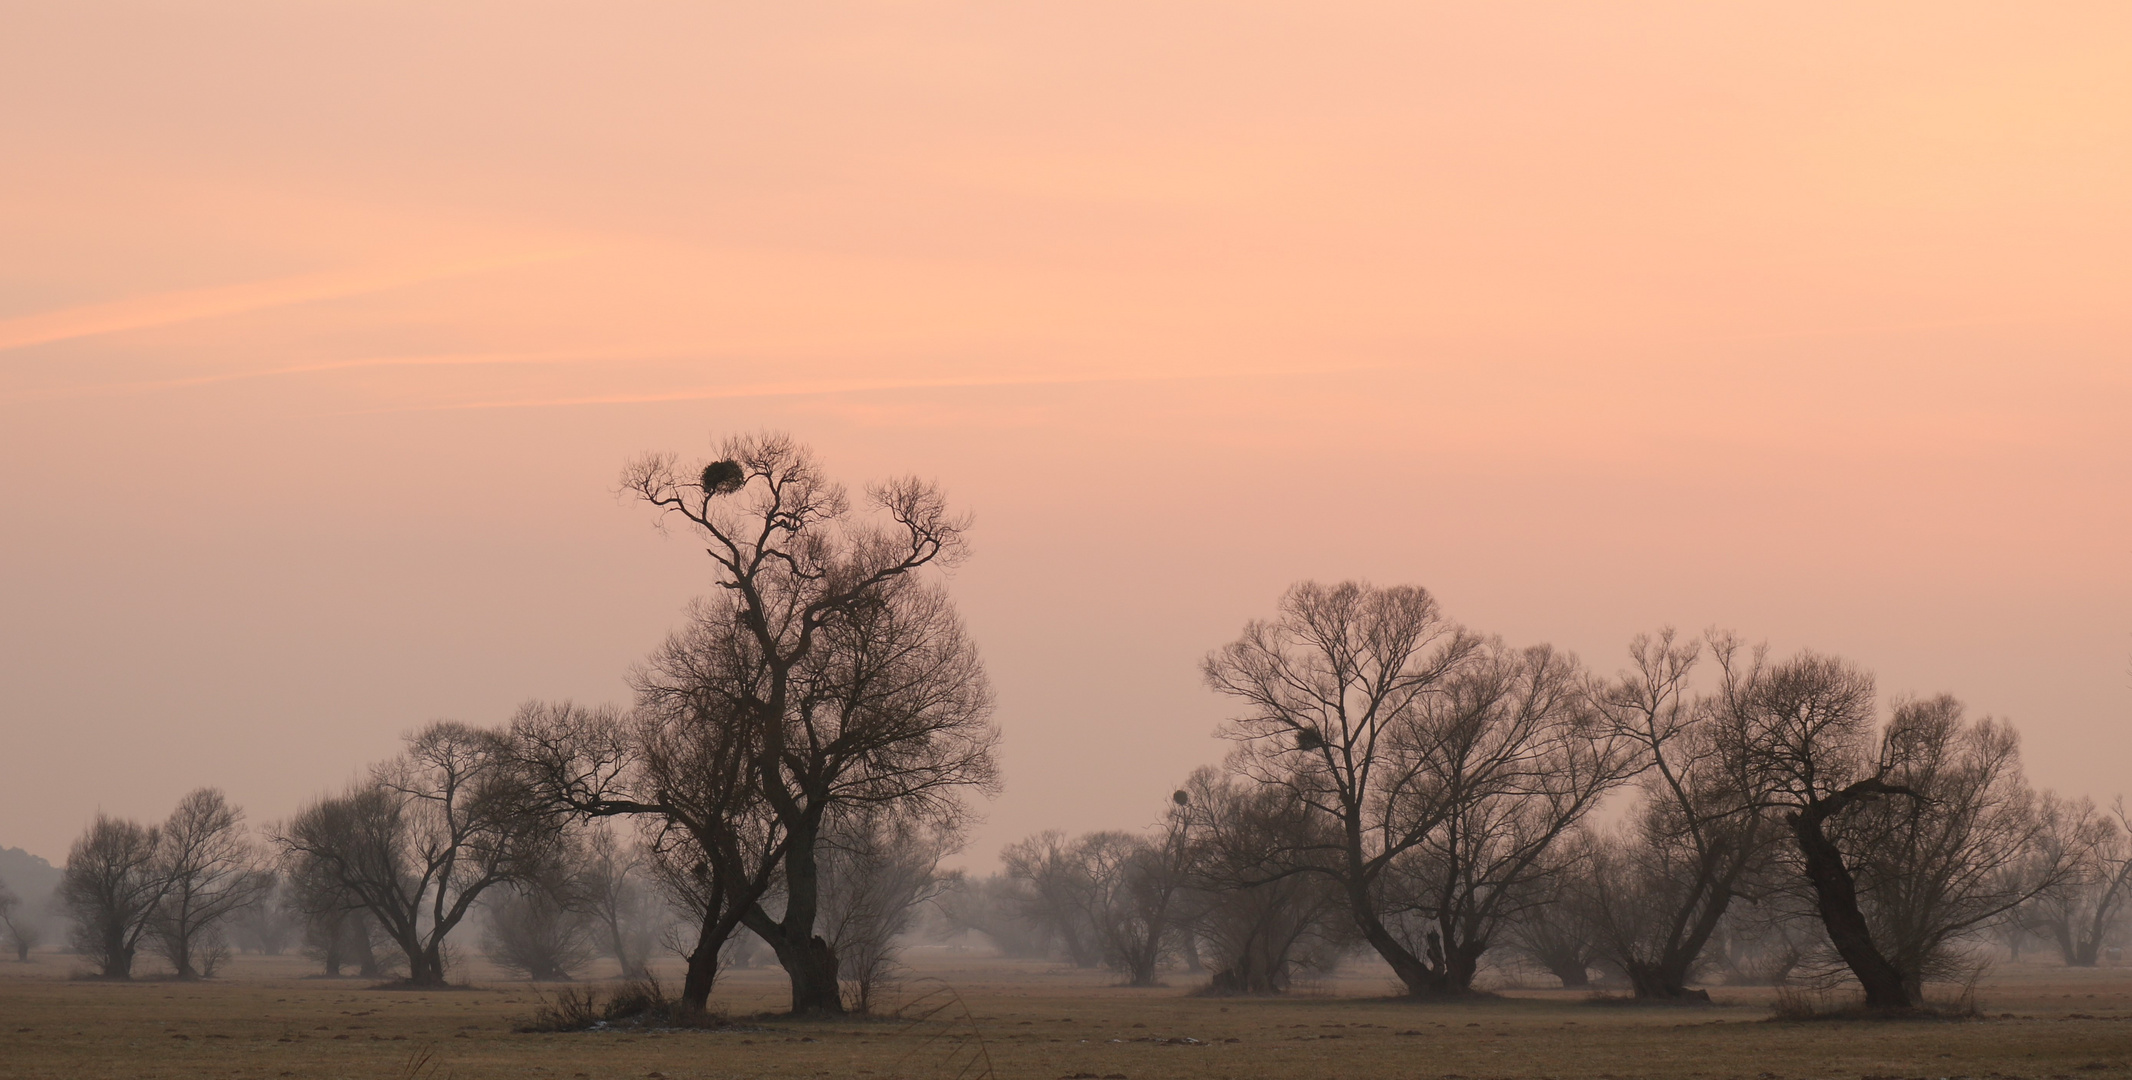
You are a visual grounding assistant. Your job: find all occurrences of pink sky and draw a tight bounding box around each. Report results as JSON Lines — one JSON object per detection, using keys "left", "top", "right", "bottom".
{"left": 2, "top": 2, "right": 2127, "bottom": 866}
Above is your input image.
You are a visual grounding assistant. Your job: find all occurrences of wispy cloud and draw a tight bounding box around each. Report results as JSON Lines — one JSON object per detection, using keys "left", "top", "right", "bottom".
{"left": 361, "top": 363, "right": 1387, "bottom": 414}
{"left": 0, "top": 251, "right": 573, "bottom": 355}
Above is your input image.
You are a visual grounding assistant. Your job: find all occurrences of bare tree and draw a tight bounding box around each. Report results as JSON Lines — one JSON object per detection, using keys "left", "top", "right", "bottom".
{"left": 1177, "top": 768, "right": 1353, "bottom": 994}
{"left": 1379, "top": 641, "right": 1636, "bottom": 992}
{"left": 1583, "top": 631, "right": 1780, "bottom": 999}
{"left": 59, "top": 815, "right": 168, "bottom": 978}
{"left": 516, "top": 696, "right": 787, "bottom": 1011}
{"left": 1726, "top": 648, "right": 2057, "bottom": 1009}
{"left": 1502, "top": 833, "right": 1608, "bottom": 990}
{"left": 574, "top": 826, "right": 664, "bottom": 979}
{"left": 2019, "top": 794, "right": 2132, "bottom": 967}
{"left": 150, "top": 789, "right": 268, "bottom": 979}
{"left": 931, "top": 873, "right": 1051, "bottom": 958}
{"left": 481, "top": 845, "right": 596, "bottom": 981}
{"left": 227, "top": 871, "right": 301, "bottom": 956}
{"left": 1000, "top": 831, "right": 1104, "bottom": 967}
{"left": 815, "top": 814, "right": 955, "bottom": 1012}
{"left": 276, "top": 722, "right": 548, "bottom": 986}
{"left": 1207, "top": 583, "right": 1634, "bottom": 996}
{"left": 1204, "top": 580, "right": 1480, "bottom": 996}
{"left": 606, "top": 433, "right": 998, "bottom": 1016}
{"left": 0, "top": 878, "right": 34, "bottom": 961}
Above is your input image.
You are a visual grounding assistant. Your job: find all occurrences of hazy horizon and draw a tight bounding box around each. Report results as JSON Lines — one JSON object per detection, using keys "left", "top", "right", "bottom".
{"left": 3, "top": 2, "right": 2128, "bottom": 868}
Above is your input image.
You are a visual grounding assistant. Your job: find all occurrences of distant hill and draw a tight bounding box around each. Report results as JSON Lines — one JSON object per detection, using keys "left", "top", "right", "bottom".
{"left": 0, "top": 846, "right": 63, "bottom": 917}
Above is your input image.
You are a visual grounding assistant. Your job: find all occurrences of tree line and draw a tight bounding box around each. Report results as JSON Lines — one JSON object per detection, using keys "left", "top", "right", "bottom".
{"left": 32, "top": 435, "right": 2130, "bottom": 1016}
{"left": 963, "top": 586, "right": 2131, "bottom": 1010}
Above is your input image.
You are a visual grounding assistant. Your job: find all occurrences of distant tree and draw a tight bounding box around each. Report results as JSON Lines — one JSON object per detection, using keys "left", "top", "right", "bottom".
{"left": 2019, "top": 794, "right": 2132, "bottom": 967}
{"left": 227, "top": 872, "right": 301, "bottom": 956}
{"left": 481, "top": 846, "right": 596, "bottom": 981}
{"left": 277, "top": 722, "right": 548, "bottom": 986}
{"left": 1177, "top": 768, "right": 1353, "bottom": 994}
{"left": 1502, "top": 833, "right": 1608, "bottom": 990}
{"left": 1207, "top": 582, "right": 1635, "bottom": 995}
{"left": 150, "top": 789, "right": 268, "bottom": 979}
{"left": 1582, "top": 631, "right": 1781, "bottom": 999}
{"left": 1729, "top": 649, "right": 2059, "bottom": 1009}
{"left": 574, "top": 826, "right": 663, "bottom": 980}
{"left": 815, "top": 814, "right": 955, "bottom": 1012}
{"left": 1000, "top": 831, "right": 1103, "bottom": 967}
{"left": 931, "top": 872, "right": 1050, "bottom": 958}
{"left": 0, "top": 877, "right": 29, "bottom": 961}
{"left": 59, "top": 815, "right": 168, "bottom": 978}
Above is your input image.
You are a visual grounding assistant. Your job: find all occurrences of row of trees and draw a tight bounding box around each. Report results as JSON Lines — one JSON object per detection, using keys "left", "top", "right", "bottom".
{"left": 54, "top": 434, "right": 998, "bottom": 1018}
{"left": 977, "top": 587, "right": 2127, "bottom": 1010}
{"left": 45, "top": 435, "right": 2123, "bottom": 1018}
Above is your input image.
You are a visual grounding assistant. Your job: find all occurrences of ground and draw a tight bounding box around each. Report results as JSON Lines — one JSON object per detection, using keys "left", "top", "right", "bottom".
{"left": 2, "top": 950, "right": 2128, "bottom": 1080}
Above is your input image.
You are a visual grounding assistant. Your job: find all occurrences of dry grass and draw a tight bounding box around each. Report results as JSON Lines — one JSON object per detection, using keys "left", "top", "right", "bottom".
{"left": 2, "top": 948, "right": 2130, "bottom": 1080}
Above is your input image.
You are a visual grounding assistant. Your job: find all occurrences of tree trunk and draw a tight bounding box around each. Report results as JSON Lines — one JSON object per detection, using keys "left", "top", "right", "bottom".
{"left": 771, "top": 933, "right": 844, "bottom": 1016}
{"left": 679, "top": 913, "right": 729, "bottom": 1012}
{"left": 101, "top": 925, "right": 133, "bottom": 979}
{"left": 1789, "top": 807, "right": 1915, "bottom": 1010}
{"left": 1345, "top": 876, "right": 1449, "bottom": 996}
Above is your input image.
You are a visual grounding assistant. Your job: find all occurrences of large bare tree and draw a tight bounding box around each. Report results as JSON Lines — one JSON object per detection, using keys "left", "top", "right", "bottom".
{"left": 520, "top": 433, "right": 997, "bottom": 1016}
{"left": 276, "top": 722, "right": 546, "bottom": 986}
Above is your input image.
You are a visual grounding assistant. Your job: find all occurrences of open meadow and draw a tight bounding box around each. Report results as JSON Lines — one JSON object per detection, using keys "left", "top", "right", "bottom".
{"left": 3, "top": 952, "right": 2129, "bottom": 1080}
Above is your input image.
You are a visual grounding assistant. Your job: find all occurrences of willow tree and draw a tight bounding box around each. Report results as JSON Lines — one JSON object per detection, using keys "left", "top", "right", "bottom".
{"left": 524, "top": 434, "right": 998, "bottom": 1016}
{"left": 1205, "top": 580, "right": 1634, "bottom": 996}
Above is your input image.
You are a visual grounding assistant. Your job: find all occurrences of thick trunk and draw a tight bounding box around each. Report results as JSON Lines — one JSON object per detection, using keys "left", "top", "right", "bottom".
{"left": 1789, "top": 809, "right": 1915, "bottom": 1010}
{"left": 1624, "top": 959, "right": 1710, "bottom": 1001}
{"left": 100, "top": 925, "right": 134, "bottom": 979}
{"left": 768, "top": 932, "right": 843, "bottom": 1015}
{"left": 679, "top": 910, "right": 735, "bottom": 1012}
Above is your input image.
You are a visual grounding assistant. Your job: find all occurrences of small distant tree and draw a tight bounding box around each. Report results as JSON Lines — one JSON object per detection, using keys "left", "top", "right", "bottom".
{"left": 816, "top": 815, "right": 955, "bottom": 1012}
{"left": 277, "top": 722, "right": 549, "bottom": 986}
{"left": 932, "top": 873, "right": 1050, "bottom": 958}
{"left": 575, "top": 827, "right": 663, "bottom": 980}
{"left": 227, "top": 872, "right": 301, "bottom": 956}
{"left": 59, "top": 815, "right": 168, "bottom": 979}
{"left": 151, "top": 789, "right": 268, "bottom": 978}
{"left": 1178, "top": 768, "right": 1353, "bottom": 994}
{"left": 2020, "top": 794, "right": 2132, "bottom": 967}
{"left": 1503, "top": 834, "right": 1607, "bottom": 989}
{"left": 1001, "top": 831, "right": 1103, "bottom": 967}
{"left": 0, "top": 878, "right": 32, "bottom": 961}
{"left": 481, "top": 850, "right": 596, "bottom": 980}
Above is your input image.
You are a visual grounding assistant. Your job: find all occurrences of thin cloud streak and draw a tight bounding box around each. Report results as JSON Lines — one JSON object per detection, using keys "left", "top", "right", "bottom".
{"left": 0, "top": 251, "right": 577, "bottom": 355}
{"left": 352, "top": 363, "right": 1392, "bottom": 414}
{"left": 0, "top": 348, "right": 683, "bottom": 406}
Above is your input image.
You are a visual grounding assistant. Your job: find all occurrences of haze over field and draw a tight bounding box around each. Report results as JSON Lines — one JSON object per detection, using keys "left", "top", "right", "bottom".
{"left": 1, "top": 2, "right": 2127, "bottom": 870}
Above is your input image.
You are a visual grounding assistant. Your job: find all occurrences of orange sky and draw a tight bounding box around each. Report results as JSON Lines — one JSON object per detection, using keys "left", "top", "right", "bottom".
{"left": 2, "top": 2, "right": 2128, "bottom": 866}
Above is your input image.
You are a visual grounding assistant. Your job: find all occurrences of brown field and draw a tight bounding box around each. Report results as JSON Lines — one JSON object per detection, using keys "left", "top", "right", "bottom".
{"left": 3, "top": 951, "right": 2129, "bottom": 1080}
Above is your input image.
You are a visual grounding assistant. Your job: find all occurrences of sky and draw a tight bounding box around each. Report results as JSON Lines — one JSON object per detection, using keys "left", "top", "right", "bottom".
{"left": 1, "top": 2, "right": 2128, "bottom": 868}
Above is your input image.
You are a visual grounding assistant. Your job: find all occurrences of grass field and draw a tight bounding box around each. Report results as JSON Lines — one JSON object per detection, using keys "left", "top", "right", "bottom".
{"left": 3, "top": 950, "right": 2129, "bottom": 1080}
